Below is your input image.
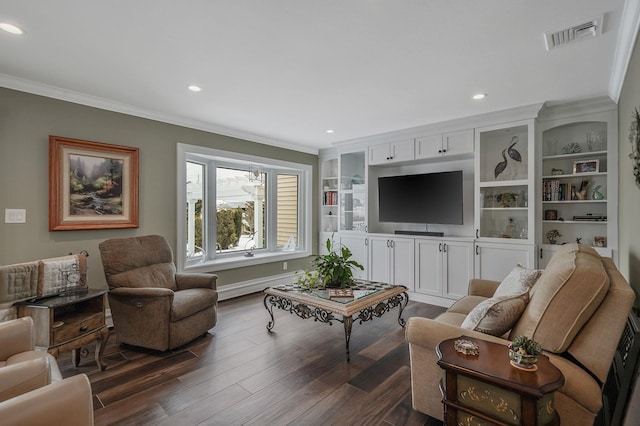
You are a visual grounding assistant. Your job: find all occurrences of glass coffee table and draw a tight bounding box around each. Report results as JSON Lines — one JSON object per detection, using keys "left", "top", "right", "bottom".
{"left": 263, "top": 280, "right": 408, "bottom": 361}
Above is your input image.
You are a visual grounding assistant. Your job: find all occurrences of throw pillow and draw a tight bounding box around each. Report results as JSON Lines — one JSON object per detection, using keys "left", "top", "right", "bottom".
{"left": 461, "top": 292, "right": 529, "bottom": 336}
{"left": 493, "top": 264, "right": 542, "bottom": 298}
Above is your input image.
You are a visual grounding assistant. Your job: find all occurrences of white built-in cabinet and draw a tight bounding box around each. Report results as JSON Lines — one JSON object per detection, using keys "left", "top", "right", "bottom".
{"left": 339, "top": 233, "right": 369, "bottom": 280}
{"left": 368, "top": 235, "right": 414, "bottom": 290}
{"left": 414, "top": 238, "right": 474, "bottom": 303}
{"left": 368, "top": 139, "right": 415, "bottom": 165}
{"left": 474, "top": 241, "right": 536, "bottom": 282}
{"left": 415, "top": 129, "right": 474, "bottom": 160}
{"left": 319, "top": 99, "right": 620, "bottom": 306}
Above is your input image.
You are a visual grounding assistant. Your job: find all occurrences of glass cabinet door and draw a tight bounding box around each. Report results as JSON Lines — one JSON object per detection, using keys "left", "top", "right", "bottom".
{"left": 339, "top": 151, "right": 367, "bottom": 232}
{"left": 475, "top": 121, "right": 534, "bottom": 242}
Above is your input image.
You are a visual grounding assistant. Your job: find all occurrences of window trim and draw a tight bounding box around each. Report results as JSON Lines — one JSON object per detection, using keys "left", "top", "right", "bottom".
{"left": 177, "top": 143, "right": 312, "bottom": 272}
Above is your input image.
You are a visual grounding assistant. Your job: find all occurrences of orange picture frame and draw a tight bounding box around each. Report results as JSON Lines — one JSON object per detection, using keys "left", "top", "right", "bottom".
{"left": 49, "top": 135, "right": 139, "bottom": 231}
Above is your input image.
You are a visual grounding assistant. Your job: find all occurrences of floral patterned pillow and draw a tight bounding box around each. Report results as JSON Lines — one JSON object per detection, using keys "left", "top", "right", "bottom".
{"left": 493, "top": 264, "right": 542, "bottom": 298}
{"left": 461, "top": 293, "right": 529, "bottom": 336}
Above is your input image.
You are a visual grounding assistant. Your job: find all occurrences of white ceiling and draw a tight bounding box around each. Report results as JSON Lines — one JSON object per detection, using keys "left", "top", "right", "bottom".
{"left": 0, "top": 1, "right": 638, "bottom": 153}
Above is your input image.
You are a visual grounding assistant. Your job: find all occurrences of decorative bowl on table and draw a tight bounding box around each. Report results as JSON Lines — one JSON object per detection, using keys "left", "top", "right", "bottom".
{"left": 508, "top": 349, "right": 538, "bottom": 369}
{"left": 508, "top": 335, "right": 542, "bottom": 371}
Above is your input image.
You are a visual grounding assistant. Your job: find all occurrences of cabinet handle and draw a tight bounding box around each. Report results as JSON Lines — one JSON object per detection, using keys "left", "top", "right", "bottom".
{"left": 438, "top": 149, "right": 442, "bottom": 153}
{"left": 365, "top": 239, "right": 368, "bottom": 246}
{"left": 439, "top": 243, "right": 442, "bottom": 252}
{"left": 79, "top": 325, "right": 88, "bottom": 332}
{"left": 540, "top": 248, "right": 543, "bottom": 259}
{"left": 475, "top": 229, "right": 479, "bottom": 239}
{"left": 443, "top": 243, "right": 447, "bottom": 253}
{"left": 476, "top": 246, "right": 479, "bottom": 255}
{"left": 442, "top": 149, "right": 447, "bottom": 153}
{"left": 387, "top": 240, "right": 390, "bottom": 247}
{"left": 390, "top": 240, "right": 395, "bottom": 248}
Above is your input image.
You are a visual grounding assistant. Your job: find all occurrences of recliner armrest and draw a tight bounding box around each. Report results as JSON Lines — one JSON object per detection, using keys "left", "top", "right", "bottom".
{"left": 0, "top": 317, "right": 34, "bottom": 361}
{"left": 175, "top": 273, "right": 217, "bottom": 291}
{"left": 109, "top": 287, "right": 174, "bottom": 298}
{"left": 0, "top": 374, "right": 94, "bottom": 426}
{"left": 467, "top": 278, "right": 501, "bottom": 298}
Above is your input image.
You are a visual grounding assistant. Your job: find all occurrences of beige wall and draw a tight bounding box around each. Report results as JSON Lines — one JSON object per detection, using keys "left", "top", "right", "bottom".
{"left": 618, "top": 32, "right": 640, "bottom": 303}
{"left": 0, "top": 88, "right": 318, "bottom": 290}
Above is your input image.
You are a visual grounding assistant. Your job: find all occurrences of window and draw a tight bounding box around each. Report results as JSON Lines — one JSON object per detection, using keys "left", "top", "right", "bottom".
{"left": 177, "top": 143, "right": 312, "bottom": 271}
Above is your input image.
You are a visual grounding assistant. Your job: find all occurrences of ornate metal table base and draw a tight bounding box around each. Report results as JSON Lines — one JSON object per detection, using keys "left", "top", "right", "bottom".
{"left": 263, "top": 290, "right": 408, "bottom": 362}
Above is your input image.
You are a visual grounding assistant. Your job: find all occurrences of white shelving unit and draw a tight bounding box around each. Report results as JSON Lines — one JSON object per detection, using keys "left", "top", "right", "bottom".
{"left": 538, "top": 99, "right": 617, "bottom": 266}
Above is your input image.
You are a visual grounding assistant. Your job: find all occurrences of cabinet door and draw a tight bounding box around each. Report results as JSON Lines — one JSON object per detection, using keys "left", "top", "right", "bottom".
{"left": 474, "top": 242, "right": 535, "bottom": 282}
{"left": 339, "top": 150, "right": 367, "bottom": 232}
{"left": 369, "top": 236, "right": 391, "bottom": 283}
{"left": 368, "top": 143, "right": 391, "bottom": 165}
{"left": 415, "top": 239, "right": 443, "bottom": 296}
{"left": 391, "top": 237, "right": 414, "bottom": 290}
{"left": 390, "top": 139, "right": 415, "bottom": 163}
{"left": 442, "top": 129, "right": 474, "bottom": 157}
{"left": 443, "top": 240, "right": 474, "bottom": 299}
{"left": 415, "top": 134, "right": 442, "bottom": 160}
{"left": 340, "top": 234, "right": 369, "bottom": 280}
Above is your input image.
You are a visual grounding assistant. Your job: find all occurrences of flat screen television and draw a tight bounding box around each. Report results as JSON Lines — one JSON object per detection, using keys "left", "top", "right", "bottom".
{"left": 378, "top": 170, "right": 463, "bottom": 225}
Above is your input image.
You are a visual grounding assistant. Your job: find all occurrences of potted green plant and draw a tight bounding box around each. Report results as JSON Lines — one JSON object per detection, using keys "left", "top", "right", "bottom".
{"left": 314, "top": 237, "right": 364, "bottom": 288}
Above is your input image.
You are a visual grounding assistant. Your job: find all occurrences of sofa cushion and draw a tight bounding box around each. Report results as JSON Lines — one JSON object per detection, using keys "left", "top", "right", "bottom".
{"left": 509, "top": 243, "right": 609, "bottom": 353}
{"left": 460, "top": 292, "right": 528, "bottom": 336}
{"left": 494, "top": 264, "right": 542, "bottom": 298}
{"left": 109, "top": 263, "right": 177, "bottom": 291}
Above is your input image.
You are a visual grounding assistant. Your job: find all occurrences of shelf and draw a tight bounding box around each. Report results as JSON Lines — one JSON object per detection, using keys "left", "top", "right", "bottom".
{"left": 542, "top": 200, "right": 606, "bottom": 204}
{"left": 542, "top": 172, "right": 607, "bottom": 179}
{"left": 543, "top": 220, "right": 607, "bottom": 224}
{"left": 481, "top": 207, "right": 528, "bottom": 211}
{"left": 479, "top": 179, "right": 529, "bottom": 188}
{"left": 542, "top": 151, "right": 607, "bottom": 160}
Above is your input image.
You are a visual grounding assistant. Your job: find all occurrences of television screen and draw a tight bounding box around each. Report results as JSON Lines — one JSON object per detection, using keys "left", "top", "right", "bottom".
{"left": 378, "top": 171, "right": 463, "bottom": 225}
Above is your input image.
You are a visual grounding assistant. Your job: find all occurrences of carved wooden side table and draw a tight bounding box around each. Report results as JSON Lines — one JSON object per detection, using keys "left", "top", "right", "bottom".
{"left": 437, "top": 336, "right": 564, "bottom": 426}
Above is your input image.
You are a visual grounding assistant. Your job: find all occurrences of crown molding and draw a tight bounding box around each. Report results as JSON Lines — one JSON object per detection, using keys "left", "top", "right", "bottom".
{"left": 0, "top": 73, "right": 319, "bottom": 155}
{"left": 609, "top": 0, "right": 640, "bottom": 103}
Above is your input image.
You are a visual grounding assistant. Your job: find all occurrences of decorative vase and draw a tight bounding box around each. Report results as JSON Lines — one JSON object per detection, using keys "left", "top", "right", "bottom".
{"left": 591, "top": 185, "right": 605, "bottom": 200}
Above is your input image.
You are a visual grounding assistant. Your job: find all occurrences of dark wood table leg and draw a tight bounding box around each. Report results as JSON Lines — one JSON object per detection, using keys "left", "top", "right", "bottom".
{"left": 95, "top": 327, "right": 110, "bottom": 371}
{"left": 343, "top": 315, "right": 353, "bottom": 362}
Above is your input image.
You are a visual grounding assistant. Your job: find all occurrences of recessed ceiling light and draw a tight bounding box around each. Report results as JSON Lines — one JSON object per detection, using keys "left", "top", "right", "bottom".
{"left": 472, "top": 93, "right": 487, "bottom": 100}
{"left": 0, "top": 22, "right": 24, "bottom": 35}
{"left": 187, "top": 85, "right": 202, "bottom": 92}
{"left": 326, "top": 129, "right": 334, "bottom": 134}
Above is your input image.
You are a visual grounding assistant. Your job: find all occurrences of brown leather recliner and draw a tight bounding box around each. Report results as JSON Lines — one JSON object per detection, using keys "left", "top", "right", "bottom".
{"left": 0, "top": 317, "right": 94, "bottom": 426}
{"left": 99, "top": 235, "right": 218, "bottom": 351}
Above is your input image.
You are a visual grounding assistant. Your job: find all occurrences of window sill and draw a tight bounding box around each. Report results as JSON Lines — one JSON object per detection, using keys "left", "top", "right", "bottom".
{"left": 181, "top": 249, "right": 312, "bottom": 273}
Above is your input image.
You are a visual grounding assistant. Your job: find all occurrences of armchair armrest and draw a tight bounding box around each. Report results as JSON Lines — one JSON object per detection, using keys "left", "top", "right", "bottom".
{"left": 0, "top": 374, "right": 93, "bottom": 426}
{"left": 0, "top": 317, "right": 34, "bottom": 361}
{"left": 467, "top": 279, "right": 501, "bottom": 298}
{"left": 175, "top": 273, "right": 217, "bottom": 291}
{"left": 0, "top": 357, "right": 49, "bottom": 403}
{"left": 109, "top": 287, "right": 174, "bottom": 298}
{"left": 406, "top": 317, "right": 508, "bottom": 350}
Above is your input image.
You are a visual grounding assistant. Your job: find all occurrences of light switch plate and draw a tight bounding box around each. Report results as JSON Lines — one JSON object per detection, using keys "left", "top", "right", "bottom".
{"left": 5, "top": 209, "right": 26, "bottom": 223}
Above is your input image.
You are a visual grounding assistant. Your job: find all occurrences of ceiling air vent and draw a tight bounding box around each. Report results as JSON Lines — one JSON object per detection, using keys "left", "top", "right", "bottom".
{"left": 544, "top": 15, "right": 603, "bottom": 51}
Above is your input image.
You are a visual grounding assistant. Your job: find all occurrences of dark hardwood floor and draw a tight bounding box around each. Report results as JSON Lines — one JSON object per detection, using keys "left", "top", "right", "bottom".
{"left": 58, "top": 292, "right": 446, "bottom": 426}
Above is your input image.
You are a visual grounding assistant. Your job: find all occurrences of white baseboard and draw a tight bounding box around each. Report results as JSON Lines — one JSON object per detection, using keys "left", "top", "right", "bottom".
{"left": 407, "top": 291, "right": 455, "bottom": 308}
{"left": 217, "top": 272, "right": 297, "bottom": 301}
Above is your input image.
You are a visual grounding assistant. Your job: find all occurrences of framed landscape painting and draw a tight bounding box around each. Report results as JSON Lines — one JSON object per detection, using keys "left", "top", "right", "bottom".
{"left": 49, "top": 136, "right": 139, "bottom": 231}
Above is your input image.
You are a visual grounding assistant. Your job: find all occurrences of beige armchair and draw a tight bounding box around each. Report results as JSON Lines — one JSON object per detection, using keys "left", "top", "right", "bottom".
{"left": 0, "top": 317, "right": 94, "bottom": 426}
{"left": 99, "top": 235, "right": 218, "bottom": 351}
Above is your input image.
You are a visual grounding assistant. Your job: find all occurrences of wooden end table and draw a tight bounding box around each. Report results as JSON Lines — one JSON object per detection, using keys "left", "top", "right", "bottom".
{"left": 16, "top": 289, "right": 110, "bottom": 370}
{"left": 437, "top": 336, "right": 564, "bottom": 426}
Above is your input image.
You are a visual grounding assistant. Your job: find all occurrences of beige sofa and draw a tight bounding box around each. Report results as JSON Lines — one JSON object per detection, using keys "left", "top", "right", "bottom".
{"left": 406, "top": 243, "right": 635, "bottom": 425}
{"left": 0, "top": 317, "right": 93, "bottom": 425}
